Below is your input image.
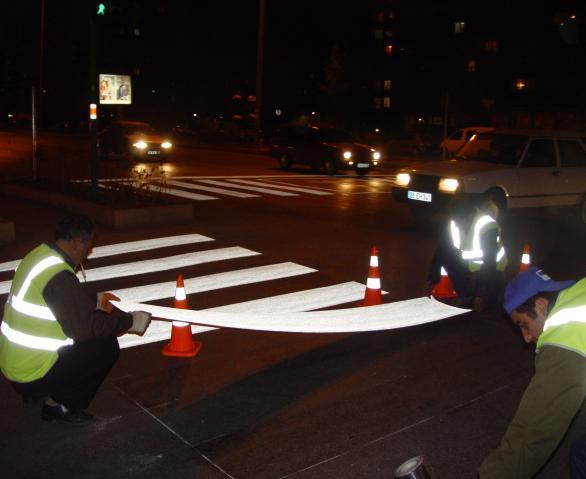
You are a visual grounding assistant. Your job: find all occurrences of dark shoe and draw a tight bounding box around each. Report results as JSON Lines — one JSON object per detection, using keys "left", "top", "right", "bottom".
{"left": 41, "top": 403, "right": 94, "bottom": 425}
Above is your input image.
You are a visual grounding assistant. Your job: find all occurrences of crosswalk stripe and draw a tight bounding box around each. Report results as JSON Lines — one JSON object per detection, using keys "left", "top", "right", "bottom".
{"left": 228, "top": 179, "right": 333, "bottom": 195}
{"left": 118, "top": 281, "right": 369, "bottom": 349}
{"left": 110, "top": 262, "right": 316, "bottom": 303}
{"left": 165, "top": 180, "right": 259, "bottom": 198}
{"left": 142, "top": 184, "right": 218, "bottom": 201}
{"left": 198, "top": 179, "right": 298, "bottom": 197}
{"left": 0, "top": 247, "right": 260, "bottom": 294}
{"left": 0, "top": 260, "right": 19, "bottom": 274}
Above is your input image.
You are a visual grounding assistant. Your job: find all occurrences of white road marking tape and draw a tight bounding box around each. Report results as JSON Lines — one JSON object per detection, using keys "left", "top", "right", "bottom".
{"left": 142, "top": 184, "right": 218, "bottom": 201}
{"left": 0, "top": 260, "right": 19, "bottom": 274}
{"left": 165, "top": 180, "right": 258, "bottom": 198}
{"left": 119, "top": 281, "right": 373, "bottom": 349}
{"left": 198, "top": 179, "right": 298, "bottom": 197}
{"left": 228, "top": 179, "right": 333, "bottom": 195}
{"left": 89, "top": 234, "right": 214, "bottom": 259}
{"left": 0, "top": 247, "right": 260, "bottom": 294}
{"left": 114, "top": 296, "right": 469, "bottom": 334}
{"left": 111, "top": 262, "right": 316, "bottom": 303}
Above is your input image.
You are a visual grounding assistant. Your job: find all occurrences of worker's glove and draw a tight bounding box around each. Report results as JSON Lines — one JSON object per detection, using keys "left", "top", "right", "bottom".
{"left": 97, "top": 292, "right": 120, "bottom": 313}
{"left": 128, "top": 311, "right": 152, "bottom": 336}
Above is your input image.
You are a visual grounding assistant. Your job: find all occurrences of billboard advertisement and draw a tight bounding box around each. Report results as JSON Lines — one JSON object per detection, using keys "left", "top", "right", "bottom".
{"left": 99, "top": 74, "right": 132, "bottom": 105}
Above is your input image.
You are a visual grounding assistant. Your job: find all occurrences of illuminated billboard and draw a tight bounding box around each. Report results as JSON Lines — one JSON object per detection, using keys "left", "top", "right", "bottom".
{"left": 99, "top": 74, "right": 132, "bottom": 105}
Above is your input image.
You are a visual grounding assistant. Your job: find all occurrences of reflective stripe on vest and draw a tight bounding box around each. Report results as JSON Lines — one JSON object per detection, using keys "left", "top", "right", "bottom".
{"left": 450, "top": 220, "right": 461, "bottom": 250}
{"left": 0, "top": 321, "right": 73, "bottom": 352}
{"left": 459, "top": 211, "right": 507, "bottom": 272}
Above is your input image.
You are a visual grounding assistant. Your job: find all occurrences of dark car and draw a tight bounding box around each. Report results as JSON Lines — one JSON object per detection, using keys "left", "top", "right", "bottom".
{"left": 98, "top": 120, "right": 173, "bottom": 162}
{"left": 269, "top": 126, "right": 382, "bottom": 175}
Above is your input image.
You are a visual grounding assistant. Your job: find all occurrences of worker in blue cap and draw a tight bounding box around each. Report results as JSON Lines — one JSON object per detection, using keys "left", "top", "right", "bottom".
{"left": 479, "top": 266, "right": 586, "bottom": 478}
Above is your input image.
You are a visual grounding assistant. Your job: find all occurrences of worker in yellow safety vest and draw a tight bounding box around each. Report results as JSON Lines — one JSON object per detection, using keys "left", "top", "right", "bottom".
{"left": 427, "top": 198, "right": 508, "bottom": 312}
{"left": 0, "top": 214, "right": 152, "bottom": 425}
{"left": 479, "top": 267, "right": 586, "bottom": 479}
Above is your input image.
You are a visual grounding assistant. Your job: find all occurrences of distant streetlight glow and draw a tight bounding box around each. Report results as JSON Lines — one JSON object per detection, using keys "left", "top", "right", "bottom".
{"left": 275, "top": 109, "right": 282, "bottom": 116}
{"left": 89, "top": 103, "right": 97, "bottom": 120}
{"left": 311, "top": 111, "right": 316, "bottom": 116}
{"left": 193, "top": 113, "right": 198, "bottom": 117}
{"left": 374, "top": 128, "right": 380, "bottom": 133}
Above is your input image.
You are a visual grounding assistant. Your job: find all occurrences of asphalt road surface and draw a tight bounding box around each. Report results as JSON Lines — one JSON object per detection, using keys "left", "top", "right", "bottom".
{"left": 0, "top": 132, "right": 585, "bottom": 478}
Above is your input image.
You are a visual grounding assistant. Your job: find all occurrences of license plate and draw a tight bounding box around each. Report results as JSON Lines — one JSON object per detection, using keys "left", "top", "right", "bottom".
{"left": 407, "top": 190, "right": 432, "bottom": 202}
{"left": 357, "top": 163, "right": 370, "bottom": 168}
{"left": 147, "top": 150, "right": 160, "bottom": 156}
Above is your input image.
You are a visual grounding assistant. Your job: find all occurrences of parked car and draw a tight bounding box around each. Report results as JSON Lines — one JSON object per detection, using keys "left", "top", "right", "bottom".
{"left": 98, "top": 121, "right": 173, "bottom": 162}
{"left": 269, "top": 125, "right": 382, "bottom": 175}
{"left": 439, "top": 126, "right": 494, "bottom": 154}
{"left": 392, "top": 129, "right": 586, "bottom": 227}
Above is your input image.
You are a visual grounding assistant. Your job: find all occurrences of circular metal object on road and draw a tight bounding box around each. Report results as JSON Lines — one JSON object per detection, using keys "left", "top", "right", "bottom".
{"left": 394, "top": 455, "right": 431, "bottom": 479}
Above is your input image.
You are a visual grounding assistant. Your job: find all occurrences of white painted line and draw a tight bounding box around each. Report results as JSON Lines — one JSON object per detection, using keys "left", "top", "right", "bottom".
{"left": 198, "top": 179, "right": 298, "bottom": 197}
{"left": 143, "top": 184, "right": 218, "bottom": 201}
{"left": 165, "top": 180, "right": 258, "bottom": 198}
{"left": 0, "top": 247, "right": 260, "bottom": 295}
{"left": 119, "top": 281, "right": 367, "bottom": 349}
{"left": 0, "top": 260, "right": 19, "bottom": 274}
{"left": 89, "top": 234, "right": 214, "bottom": 259}
{"left": 111, "top": 262, "right": 316, "bottom": 303}
{"left": 228, "top": 179, "right": 333, "bottom": 195}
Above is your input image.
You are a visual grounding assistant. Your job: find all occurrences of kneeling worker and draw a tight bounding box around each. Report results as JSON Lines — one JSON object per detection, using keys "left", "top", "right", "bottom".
{"left": 479, "top": 267, "right": 586, "bottom": 478}
{"left": 0, "top": 214, "right": 152, "bottom": 424}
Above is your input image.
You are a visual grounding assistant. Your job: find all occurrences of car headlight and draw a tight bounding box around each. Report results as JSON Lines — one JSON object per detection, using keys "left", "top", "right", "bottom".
{"left": 372, "top": 151, "right": 381, "bottom": 160}
{"left": 161, "top": 141, "right": 172, "bottom": 149}
{"left": 395, "top": 173, "right": 411, "bottom": 187}
{"left": 438, "top": 178, "right": 460, "bottom": 193}
{"left": 133, "top": 140, "right": 147, "bottom": 149}
{"left": 343, "top": 150, "right": 352, "bottom": 160}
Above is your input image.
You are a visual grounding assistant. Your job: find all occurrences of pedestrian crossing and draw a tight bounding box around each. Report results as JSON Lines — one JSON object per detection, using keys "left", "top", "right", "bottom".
{"left": 0, "top": 233, "right": 382, "bottom": 350}
{"left": 91, "top": 174, "right": 397, "bottom": 204}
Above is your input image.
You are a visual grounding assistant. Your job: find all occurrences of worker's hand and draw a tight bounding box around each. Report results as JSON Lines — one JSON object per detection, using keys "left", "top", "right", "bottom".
{"left": 97, "top": 292, "right": 120, "bottom": 313}
{"left": 128, "top": 311, "right": 152, "bottom": 336}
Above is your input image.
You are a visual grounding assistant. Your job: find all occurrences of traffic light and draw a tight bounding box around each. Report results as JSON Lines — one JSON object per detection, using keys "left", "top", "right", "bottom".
{"left": 96, "top": 1, "right": 111, "bottom": 16}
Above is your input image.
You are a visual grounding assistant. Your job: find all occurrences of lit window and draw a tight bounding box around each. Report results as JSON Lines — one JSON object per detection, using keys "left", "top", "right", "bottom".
{"left": 515, "top": 79, "right": 527, "bottom": 91}
{"left": 374, "top": 97, "right": 382, "bottom": 109}
{"left": 485, "top": 40, "right": 498, "bottom": 52}
{"left": 385, "top": 44, "right": 393, "bottom": 55}
{"left": 374, "top": 29, "right": 383, "bottom": 40}
{"left": 383, "top": 97, "right": 391, "bottom": 108}
{"left": 383, "top": 79, "right": 392, "bottom": 90}
{"left": 455, "top": 22, "right": 465, "bottom": 33}
{"left": 466, "top": 60, "right": 476, "bottom": 72}
{"left": 133, "top": 28, "right": 140, "bottom": 37}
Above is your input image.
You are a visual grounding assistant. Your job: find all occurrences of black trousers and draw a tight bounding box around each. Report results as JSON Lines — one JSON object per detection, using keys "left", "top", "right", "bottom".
{"left": 10, "top": 336, "right": 120, "bottom": 411}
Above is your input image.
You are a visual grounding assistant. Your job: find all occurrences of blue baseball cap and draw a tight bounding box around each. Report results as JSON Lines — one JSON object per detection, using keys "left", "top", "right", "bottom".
{"left": 504, "top": 266, "right": 575, "bottom": 315}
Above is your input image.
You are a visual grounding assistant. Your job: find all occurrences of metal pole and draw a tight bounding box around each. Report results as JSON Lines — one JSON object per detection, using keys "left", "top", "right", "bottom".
{"left": 89, "top": 6, "right": 98, "bottom": 190}
{"left": 32, "top": 87, "right": 38, "bottom": 181}
{"left": 254, "top": 0, "right": 266, "bottom": 144}
{"left": 442, "top": 92, "right": 449, "bottom": 161}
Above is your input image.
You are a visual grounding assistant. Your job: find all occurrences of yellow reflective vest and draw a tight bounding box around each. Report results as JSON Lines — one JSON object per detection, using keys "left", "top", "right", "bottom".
{"left": 537, "top": 278, "right": 586, "bottom": 356}
{"left": 0, "top": 244, "right": 74, "bottom": 383}
{"left": 450, "top": 208, "right": 507, "bottom": 273}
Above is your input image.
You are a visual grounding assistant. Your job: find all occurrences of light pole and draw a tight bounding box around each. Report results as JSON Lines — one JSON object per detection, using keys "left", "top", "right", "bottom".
{"left": 254, "top": 0, "right": 266, "bottom": 144}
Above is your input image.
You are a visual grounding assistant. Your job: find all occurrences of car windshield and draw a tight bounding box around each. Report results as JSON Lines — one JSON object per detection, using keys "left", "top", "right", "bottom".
{"left": 319, "top": 128, "right": 355, "bottom": 142}
{"left": 122, "top": 123, "right": 156, "bottom": 134}
{"left": 455, "top": 133, "right": 527, "bottom": 165}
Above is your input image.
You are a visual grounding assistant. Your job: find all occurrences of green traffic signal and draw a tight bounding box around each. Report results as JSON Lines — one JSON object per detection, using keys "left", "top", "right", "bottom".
{"left": 97, "top": 3, "right": 106, "bottom": 15}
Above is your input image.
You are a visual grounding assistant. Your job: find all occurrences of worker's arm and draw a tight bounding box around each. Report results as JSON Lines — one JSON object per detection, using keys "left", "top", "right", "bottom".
{"left": 43, "top": 270, "right": 132, "bottom": 341}
{"left": 478, "top": 346, "right": 586, "bottom": 479}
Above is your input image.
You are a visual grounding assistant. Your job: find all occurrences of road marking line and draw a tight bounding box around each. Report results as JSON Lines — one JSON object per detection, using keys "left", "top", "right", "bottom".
{"left": 0, "top": 247, "right": 260, "bottom": 294}
{"left": 228, "top": 179, "right": 333, "bottom": 195}
{"left": 165, "top": 180, "right": 259, "bottom": 198}
{"left": 112, "top": 262, "right": 316, "bottom": 303}
{"left": 141, "top": 183, "right": 218, "bottom": 201}
{"left": 198, "top": 179, "right": 298, "bottom": 196}
{"left": 119, "top": 280, "right": 370, "bottom": 349}
{"left": 89, "top": 234, "right": 215, "bottom": 259}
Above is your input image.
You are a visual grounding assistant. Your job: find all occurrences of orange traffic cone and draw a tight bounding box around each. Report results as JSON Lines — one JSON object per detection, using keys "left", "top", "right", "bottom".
{"left": 162, "top": 274, "right": 202, "bottom": 358}
{"left": 432, "top": 267, "right": 457, "bottom": 299}
{"left": 358, "top": 246, "right": 383, "bottom": 306}
{"left": 519, "top": 244, "right": 531, "bottom": 272}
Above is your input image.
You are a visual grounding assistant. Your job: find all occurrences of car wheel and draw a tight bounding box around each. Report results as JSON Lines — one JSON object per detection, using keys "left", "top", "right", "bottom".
{"left": 279, "top": 154, "right": 291, "bottom": 170}
{"left": 356, "top": 168, "right": 369, "bottom": 176}
{"left": 325, "top": 159, "right": 337, "bottom": 175}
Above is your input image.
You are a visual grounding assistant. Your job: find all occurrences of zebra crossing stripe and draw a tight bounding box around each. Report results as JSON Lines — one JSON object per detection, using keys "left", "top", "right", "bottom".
{"left": 110, "top": 262, "right": 316, "bottom": 303}
{"left": 0, "top": 260, "right": 19, "bottom": 274}
{"left": 165, "top": 180, "right": 259, "bottom": 198}
{"left": 118, "top": 281, "right": 372, "bottom": 349}
{"left": 0, "top": 247, "right": 260, "bottom": 294}
{"left": 228, "top": 179, "right": 333, "bottom": 195}
{"left": 198, "top": 179, "right": 298, "bottom": 197}
{"left": 142, "top": 183, "right": 218, "bottom": 201}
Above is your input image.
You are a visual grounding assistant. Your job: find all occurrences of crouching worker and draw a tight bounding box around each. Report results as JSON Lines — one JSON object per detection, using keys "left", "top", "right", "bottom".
{"left": 427, "top": 198, "right": 507, "bottom": 312}
{"left": 0, "top": 214, "right": 152, "bottom": 425}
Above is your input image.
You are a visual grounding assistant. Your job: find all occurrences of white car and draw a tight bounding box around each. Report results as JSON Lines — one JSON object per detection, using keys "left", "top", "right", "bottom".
{"left": 439, "top": 126, "right": 494, "bottom": 153}
{"left": 392, "top": 130, "right": 586, "bottom": 226}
